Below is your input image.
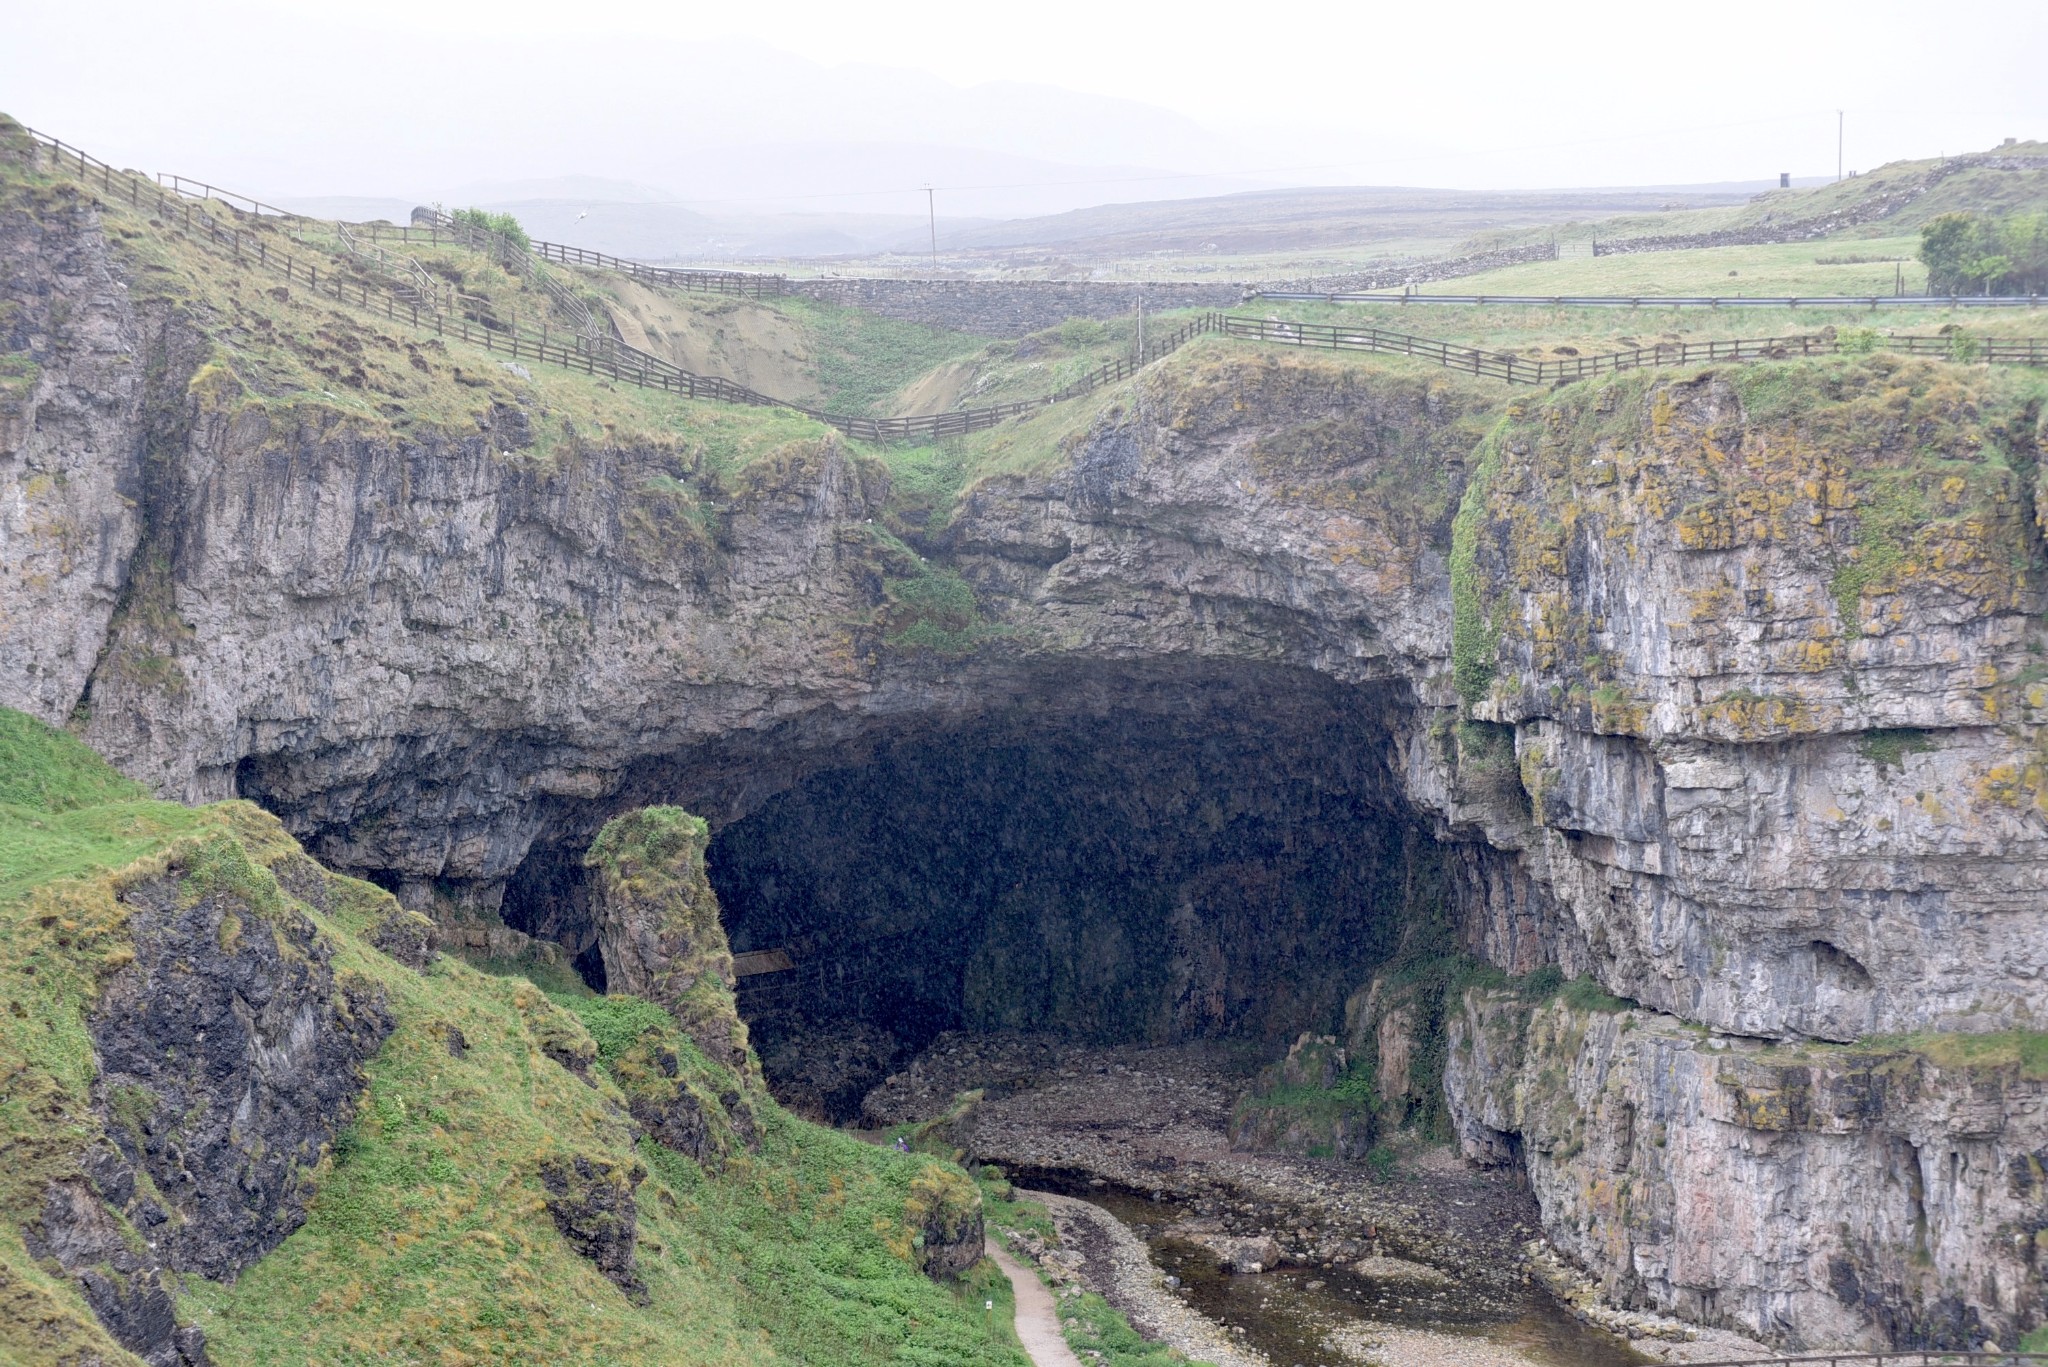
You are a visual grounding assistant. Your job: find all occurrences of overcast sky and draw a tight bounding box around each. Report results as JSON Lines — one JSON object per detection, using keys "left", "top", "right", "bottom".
{"left": 5, "top": 0, "right": 2043, "bottom": 217}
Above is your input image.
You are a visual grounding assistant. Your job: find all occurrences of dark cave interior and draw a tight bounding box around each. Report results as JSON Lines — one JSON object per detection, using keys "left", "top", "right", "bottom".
{"left": 484, "top": 666, "right": 1457, "bottom": 1121}
{"left": 710, "top": 677, "right": 1448, "bottom": 1119}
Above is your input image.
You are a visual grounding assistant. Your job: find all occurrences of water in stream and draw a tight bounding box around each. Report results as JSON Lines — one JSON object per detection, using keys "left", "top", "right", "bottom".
{"left": 1068, "top": 1184, "right": 1647, "bottom": 1367}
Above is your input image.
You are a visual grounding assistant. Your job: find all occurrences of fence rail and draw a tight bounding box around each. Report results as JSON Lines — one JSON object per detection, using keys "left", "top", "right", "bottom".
{"left": 531, "top": 237, "right": 788, "bottom": 298}
{"left": 155, "top": 172, "right": 298, "bottom": 219}
{"left": 13, "top": 120, "right": 2048, "bottom": 442}
{"left": 1255, "top": 291, "right": 2046, "bottom": 310}
{"left": 1218, "top": 316, "right": 2048, "bottom": 383}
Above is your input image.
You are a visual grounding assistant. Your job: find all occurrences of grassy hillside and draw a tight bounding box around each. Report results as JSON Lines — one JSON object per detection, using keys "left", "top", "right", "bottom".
{"left": 1476, "top": 141, "right": 2048, "bottom": 255}
{"left": 0, "top": 708, "right": 1029, "bottom": 1366}
{"left": 1, "top": 118, "right": 835, "bottom": 483}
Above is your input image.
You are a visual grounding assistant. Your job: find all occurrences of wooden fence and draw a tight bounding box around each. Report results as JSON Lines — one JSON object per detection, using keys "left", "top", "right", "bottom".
{"left": 1217, "top": 316, "right": 2048, "bottom": 382}
{"left": 14, "top": 121, "right": 2048, "bottom": 443}
{"left": 531, "top": 238, "right": 787, "bottom": 298}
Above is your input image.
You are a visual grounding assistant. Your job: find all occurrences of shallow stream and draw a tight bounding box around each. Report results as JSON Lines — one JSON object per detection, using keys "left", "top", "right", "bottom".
{"left": 1051, "top": 1182, "right": 1646, "bottom": 1367}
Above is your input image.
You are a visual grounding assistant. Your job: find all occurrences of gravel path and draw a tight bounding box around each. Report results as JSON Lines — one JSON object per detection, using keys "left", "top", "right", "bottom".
{"left": 988, "top": 1237, "right": 1087, "bottom": 1367}
{"left": 1027, "top": 1188, "right": 1267, "bottom": 1367}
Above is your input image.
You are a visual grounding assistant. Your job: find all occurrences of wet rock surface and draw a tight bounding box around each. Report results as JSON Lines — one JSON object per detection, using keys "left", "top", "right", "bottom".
{"left": 32, "top": 860, "right": 396, "bottom": 1364}
{"left": 25, "top": 1175, "right": 213, "bottom": 1367}
{"left": 870, "top": 1031, "right": 1537, "bottom": 1308}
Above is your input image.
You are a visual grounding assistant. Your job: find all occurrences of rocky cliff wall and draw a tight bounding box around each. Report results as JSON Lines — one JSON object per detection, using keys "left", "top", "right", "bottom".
{"left": 5, "top": 186, "right": 2047, "bottom": 1350}
{"left": 1446, "top": 990, "right": 2048, "bottom": 1350}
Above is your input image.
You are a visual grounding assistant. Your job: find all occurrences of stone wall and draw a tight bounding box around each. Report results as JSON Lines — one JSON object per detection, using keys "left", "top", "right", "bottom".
{"left": 1257, "top": 244, "right": 1560, "bottom": 295}
{"left": 785, "top": 277, "right": 1246, "bottom": 336}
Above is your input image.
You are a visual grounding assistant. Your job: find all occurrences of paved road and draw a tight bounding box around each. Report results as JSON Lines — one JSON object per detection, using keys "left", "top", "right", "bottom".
{"left": 987, "top": 1237, "right": 1085, "bottom": 1367}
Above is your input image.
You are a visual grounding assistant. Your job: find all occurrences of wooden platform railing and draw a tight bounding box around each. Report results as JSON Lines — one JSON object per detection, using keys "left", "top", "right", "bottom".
{"left": 1675, "top": 1353, "right": 2048, "bottom": 1367}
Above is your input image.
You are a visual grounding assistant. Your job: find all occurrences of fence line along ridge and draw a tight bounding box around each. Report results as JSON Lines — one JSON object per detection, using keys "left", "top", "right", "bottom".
{"left": 12, "top": 120, "right": 2048, "bottom": 445}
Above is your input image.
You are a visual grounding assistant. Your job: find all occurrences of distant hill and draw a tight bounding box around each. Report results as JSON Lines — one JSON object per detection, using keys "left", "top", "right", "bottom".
{"left": 1730, "top": 140, "right": 2048, "bottom": 235}
{"left": 1539, "top": 140, "right": 2048, "bottom": 250}
{"left": 935, "top": 184, "right": 1759, "bottom": 260}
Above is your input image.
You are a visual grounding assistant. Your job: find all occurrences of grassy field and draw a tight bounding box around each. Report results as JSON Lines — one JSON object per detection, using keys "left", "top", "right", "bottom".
{"left": 1394, "top": 237, "right": 1930, "bottom": 297}
{"left": 774, "top": 296, "right": 992, "bottom": 415}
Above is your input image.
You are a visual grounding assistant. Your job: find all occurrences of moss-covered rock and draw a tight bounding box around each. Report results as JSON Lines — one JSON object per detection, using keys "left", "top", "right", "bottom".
{"left": 585, "top": 807, "right": 753, "bottom": 1074}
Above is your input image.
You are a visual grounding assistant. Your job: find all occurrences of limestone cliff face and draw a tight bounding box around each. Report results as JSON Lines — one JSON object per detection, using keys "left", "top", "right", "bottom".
{"left": 584, "top": 806, "right": 753, "bottom": 1074}
{"left": 0, "top": 183, "right": 157, "bottom": 725}
{"left": 5, "top": 196, "right": 2048, "bottom": 1349}
{"left": 1446, "top": 990, "right": 2048, "bottom": 1351}
{"left": 1457, "top": 367, "right": 2048, "bottom": 1042}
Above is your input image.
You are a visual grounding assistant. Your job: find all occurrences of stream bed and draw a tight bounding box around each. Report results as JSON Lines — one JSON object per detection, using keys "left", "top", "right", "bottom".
{"left": 1053, "top": 1181, "right": 1647, "bottom": 1367}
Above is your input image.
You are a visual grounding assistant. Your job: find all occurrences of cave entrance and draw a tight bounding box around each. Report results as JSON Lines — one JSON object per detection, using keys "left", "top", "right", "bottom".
{"left": 698, "top": 668, "right": 1449, "bottom": 1121}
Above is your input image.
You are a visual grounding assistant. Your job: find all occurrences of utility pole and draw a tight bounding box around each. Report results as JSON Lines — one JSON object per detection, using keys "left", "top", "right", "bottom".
{"left": 923, "top": 184, "right": 937, "bottom": 273}
{"left": 1837, "top": 111, "right": 1844, "bottom": 183}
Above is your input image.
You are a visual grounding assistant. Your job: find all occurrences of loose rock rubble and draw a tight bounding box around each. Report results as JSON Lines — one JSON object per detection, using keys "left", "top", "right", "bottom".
{"left": 862, "top": 1031, "right": 1770, "bottom": 1367}
{"left": 876, "top": 1032, "right": 1538, "bottom": 1310}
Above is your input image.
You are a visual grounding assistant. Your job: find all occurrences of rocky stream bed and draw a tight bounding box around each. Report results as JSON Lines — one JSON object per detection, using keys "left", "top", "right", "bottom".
{"left": 858, "top": 1031, "right": 1775, "bottom": 1367}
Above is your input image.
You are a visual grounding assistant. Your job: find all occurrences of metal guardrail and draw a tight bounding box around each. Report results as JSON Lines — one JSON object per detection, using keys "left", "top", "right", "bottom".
{"left": 1256, "top": 291, "right": 2046, "bottom": 309}
{"left": 1675, "top": 1354, "right": 2048, "bottom": 1367}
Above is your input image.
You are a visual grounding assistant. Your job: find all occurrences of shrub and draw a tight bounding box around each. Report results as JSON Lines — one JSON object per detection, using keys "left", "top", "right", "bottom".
{"left": 1919, "top": 212, "right": 2048, "bottom": 296}
{"left": 453, "top": 207, "right": 531, "bottom": 254}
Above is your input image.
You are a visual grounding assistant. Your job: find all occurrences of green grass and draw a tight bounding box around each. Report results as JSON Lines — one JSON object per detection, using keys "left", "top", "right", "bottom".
{"left": 1556, "top": 976, "right": 1632, "bottom": 1014}
{"left": 1863, "top": 1030, "right": 2048, "bottom": 1081}
{"left": 0, "top": 707, "right": 1030, "bottom": 1366}
{"left": 776, "top": 298, "right": 988, "bottom": 416}
{"left": 3, "top": 133, "right": 836, "bottom": 493}
{"left": 0, "top": 709, "right": 145, "bottom": 811}
{"left": 1059, "top": 1291, "right": 1193, "bottom": 1367}
{"left": 1421, "top": 238, "right": 1932, "bottom": 298}
{"left": 1857, "top": 728, "right": 1939, "bottom": 772}
{"left": 981, "top": 1179, "right": 1197, "bottom": 1367}
{"left": 0, "top": 714, "right": 219, "bottom": 904}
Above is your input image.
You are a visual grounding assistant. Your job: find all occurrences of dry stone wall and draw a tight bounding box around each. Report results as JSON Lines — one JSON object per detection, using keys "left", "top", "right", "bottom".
{"left": 786, "top": 276, "right": 1245, "bottom": 336}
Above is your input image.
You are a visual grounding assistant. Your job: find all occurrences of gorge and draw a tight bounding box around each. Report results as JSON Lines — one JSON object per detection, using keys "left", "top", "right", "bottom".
{"left": 5, "top": 123, "right": 2048, "bottom": 1363}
